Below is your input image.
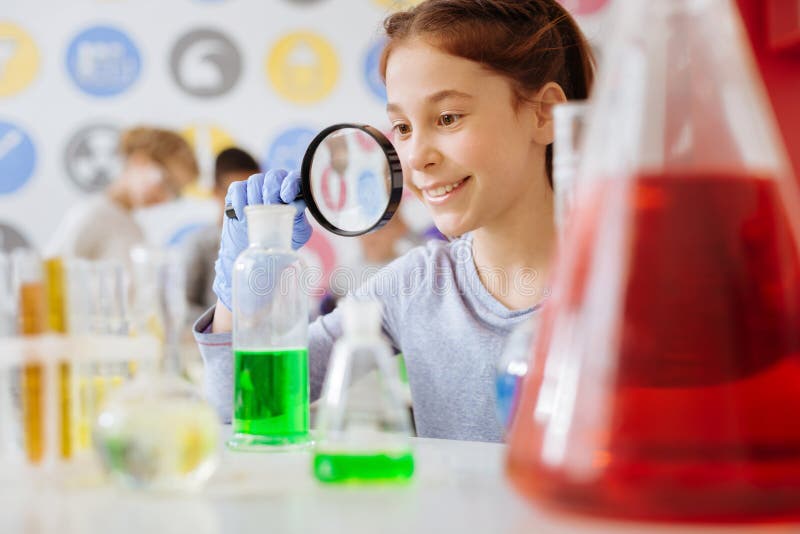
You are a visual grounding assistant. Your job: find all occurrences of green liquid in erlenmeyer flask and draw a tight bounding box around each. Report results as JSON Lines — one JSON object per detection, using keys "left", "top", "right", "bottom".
{"left": 232, "top": 348, "right": 309, "bottom": 445}
{"left": 314, "top": 450, "right": 414, "bottom": 483}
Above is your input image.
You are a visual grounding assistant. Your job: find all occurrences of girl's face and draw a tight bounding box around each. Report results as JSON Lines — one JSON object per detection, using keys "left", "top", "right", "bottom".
{"left": 385, "top": 39, "right": 546, "bottom": 237}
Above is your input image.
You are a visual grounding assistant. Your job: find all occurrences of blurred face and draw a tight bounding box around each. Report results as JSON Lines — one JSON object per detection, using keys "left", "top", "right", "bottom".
{"left": 123, "top": 151, "right": 193, "bottom": 207}
{"left": 385, "top": 39, "right": 543, "bottom": 236}
{"left": 325, "top": 136, "right": 349, "bottom": 175}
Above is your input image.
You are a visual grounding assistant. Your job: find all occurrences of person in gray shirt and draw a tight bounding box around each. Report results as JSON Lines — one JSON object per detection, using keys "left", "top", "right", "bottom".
{"left": 195, "top": 0, "right": 594, "bottom": 443}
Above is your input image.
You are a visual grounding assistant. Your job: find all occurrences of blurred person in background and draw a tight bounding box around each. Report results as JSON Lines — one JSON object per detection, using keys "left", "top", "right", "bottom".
{"left": 183, "top": 147, "right": 260, "bottom": 318}
{"left": 47, "top": 126, "right": 198, "bottom": 262}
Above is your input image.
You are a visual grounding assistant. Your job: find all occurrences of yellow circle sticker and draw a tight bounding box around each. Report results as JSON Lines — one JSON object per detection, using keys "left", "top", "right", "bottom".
{"left": 182, "top": 123, "right": 236, "bottom": 155}
{"left": 372, "top": 0, "right": 424, "bottom": 10}
{"left": 266, "top": 31, "right": 339, "bottom": 105}
{"left": 0, "top": 23, "right": 40, "bottom": 97}
{"left": 182, "top": 123, "right": 237, "bottom": 198}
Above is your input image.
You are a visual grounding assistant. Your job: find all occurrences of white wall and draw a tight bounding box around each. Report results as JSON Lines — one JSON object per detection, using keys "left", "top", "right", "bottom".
{"left": 0, "top": 0, "right": 611, "bottom": 275}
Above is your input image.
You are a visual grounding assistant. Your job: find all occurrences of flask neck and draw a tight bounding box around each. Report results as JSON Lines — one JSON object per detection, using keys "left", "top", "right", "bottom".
{"left": 248, "top": 230, "right": 292, "bottom": 250}
{"left": 246, "top": 205, "right": 294, "bottom": 250}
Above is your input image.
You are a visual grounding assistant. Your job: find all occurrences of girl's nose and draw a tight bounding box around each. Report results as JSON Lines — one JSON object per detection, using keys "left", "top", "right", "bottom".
{"left": 407, "top": 133, "right": 441, "bottom": 172}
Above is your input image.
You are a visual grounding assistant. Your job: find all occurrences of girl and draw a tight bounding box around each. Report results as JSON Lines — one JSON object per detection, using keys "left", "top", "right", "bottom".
{"left": 196, "top": 0, "right": 594, "bottom": 443}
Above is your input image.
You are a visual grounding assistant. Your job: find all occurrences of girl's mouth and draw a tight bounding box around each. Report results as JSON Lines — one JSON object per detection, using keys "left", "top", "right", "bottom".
{"left": 422, "top": 176, "right": 470, "bottom": 204}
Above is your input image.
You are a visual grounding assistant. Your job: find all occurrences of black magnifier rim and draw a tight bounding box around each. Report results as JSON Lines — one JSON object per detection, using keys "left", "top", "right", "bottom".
{"left": 301, "top": 123, "right": 403, "bottom": 237}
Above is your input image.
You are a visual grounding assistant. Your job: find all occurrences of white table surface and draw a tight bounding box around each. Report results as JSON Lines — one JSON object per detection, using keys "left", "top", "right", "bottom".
{"left": 1, "top": 436, "right": 798, "bottom": 534}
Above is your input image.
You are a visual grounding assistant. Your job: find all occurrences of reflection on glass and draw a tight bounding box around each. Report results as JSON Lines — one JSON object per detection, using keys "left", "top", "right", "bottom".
{"left": 309, "top": 128, "right": 390, "bottom": 233}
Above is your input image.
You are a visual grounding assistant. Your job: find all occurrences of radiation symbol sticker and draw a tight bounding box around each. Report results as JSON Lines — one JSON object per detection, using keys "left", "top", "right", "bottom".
{"left": 64, "top": 123, "right": 121, "bottom": 193}
{"left": 266, "top": 31, "right": 339, "bottom": 105}
{"left": 0, "top": 222, "right": 30, "bottom": 252}
{"left": 0, "top": 23, "right": 40, "bottom": 97}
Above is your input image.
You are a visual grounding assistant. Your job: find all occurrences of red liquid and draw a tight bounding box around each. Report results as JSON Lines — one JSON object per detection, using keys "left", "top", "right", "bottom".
{"left": 507, "top": 172, "right": 800, "bottom": 522}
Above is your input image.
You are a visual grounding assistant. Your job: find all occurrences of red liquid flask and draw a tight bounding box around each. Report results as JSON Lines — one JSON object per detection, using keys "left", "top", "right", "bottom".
{"left": 505, "top": 0, "right": 800, "bottom": 523}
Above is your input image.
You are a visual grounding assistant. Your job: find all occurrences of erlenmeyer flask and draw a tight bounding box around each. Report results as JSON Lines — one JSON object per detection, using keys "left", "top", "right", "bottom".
{"left": 313, "top": 298, "right": 414, "bottom": 483}
{"left": 506, "top": 0, "right": 800, "bottom": 523}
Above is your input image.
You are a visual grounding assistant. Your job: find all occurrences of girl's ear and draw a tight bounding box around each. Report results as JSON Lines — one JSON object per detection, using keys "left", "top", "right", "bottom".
{"left": 531, "top": 82, "right": 568, "bottom": 146}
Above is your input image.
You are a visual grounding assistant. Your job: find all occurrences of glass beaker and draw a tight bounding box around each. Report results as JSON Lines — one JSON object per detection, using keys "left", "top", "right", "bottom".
{"left": 92, "top": 247, "right": 220, "bottom": 491}
{"left": 67, "top": 259, "right": 133, "bottom": 453}
{"left": 0, "top": 251, "right": 14, "bottom": 337}
{"left": 228, "top": 204, "right": 311, "bottom": 451}
{"left": 506, "top": 0, "right": 800, "bottom": 523}
{"left": 313, "top": 298, "right": 414, "bottom": 483}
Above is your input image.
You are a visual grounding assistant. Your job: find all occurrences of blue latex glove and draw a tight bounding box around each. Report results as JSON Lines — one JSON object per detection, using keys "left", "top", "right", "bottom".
{"left": 212, "top": 169, "right": 312, "bottom": 310}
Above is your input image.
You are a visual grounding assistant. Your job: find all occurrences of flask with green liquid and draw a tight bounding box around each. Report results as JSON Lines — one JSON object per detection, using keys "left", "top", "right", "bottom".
{"left": 313, "top": 298, "right": 414, "bottom": 483}
{"left": 228, "top": 204, "right": 310, "bottom": 451}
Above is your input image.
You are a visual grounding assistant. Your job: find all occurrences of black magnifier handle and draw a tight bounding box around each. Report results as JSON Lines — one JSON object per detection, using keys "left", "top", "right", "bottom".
{"left": 224, "top": 193, "right": 303, "bottom": 220}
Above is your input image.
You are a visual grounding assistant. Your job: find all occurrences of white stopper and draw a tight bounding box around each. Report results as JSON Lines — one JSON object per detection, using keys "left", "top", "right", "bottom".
{"left": 245, "top": 204, "right": 295, "bottom": 249}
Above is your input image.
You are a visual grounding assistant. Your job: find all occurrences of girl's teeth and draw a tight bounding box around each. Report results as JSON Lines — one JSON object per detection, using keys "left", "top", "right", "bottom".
{"left": 429, "top": 178, "right": 464, "bottom": 198}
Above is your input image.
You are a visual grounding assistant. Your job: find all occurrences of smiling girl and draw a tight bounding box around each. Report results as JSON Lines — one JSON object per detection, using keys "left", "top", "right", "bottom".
{"left": 197, "top": 0, "right": 594, "bottom": 442}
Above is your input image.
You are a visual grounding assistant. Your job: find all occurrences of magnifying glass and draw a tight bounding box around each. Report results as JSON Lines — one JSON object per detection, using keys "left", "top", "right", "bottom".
{"left": 225, "top": 123, "right": 403, "bottom": 236}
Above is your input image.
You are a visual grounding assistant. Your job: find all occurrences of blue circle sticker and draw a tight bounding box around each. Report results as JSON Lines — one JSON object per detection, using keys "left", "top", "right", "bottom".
{"left": 66, "top": 26, "right": 141, "bottom": 97}
{"left": 263, "top": 127, "right": 316, "bottom": 171}
{"left": 0, "top": 121, "right": 36, "bottom": 195}
{"left": 363, "top": 38, "right": 387, "bottom": 103}
{"left": 358, "top": 170, "right": 383, "bottom": 219}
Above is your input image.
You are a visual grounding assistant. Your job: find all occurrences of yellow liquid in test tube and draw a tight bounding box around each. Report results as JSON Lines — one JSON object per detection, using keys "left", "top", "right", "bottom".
{"left": 19, "top": 281, "right": 46, "bottom": 464}
{"left": 59, "top": 362, "right": 71, "bottom": 459}
{"left": 45, "top": 258, "right": 72, "bottom": 459}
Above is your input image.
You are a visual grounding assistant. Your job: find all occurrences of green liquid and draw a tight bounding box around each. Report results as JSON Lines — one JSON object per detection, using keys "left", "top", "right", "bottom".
{"left": 313, "top": 451, "right": 415, "bottom": 483}
{"left": 232, "top": 348, "right": 309, "bottom": 447}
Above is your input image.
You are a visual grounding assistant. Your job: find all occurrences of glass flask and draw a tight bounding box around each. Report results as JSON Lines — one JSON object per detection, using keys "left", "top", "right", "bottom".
{"left": 552, "top": 101, "right": 589, "bottom": 239}
{"left": 495, "top": 318, "right": 535, "bottom": 433}
{"left": 0, "top": 251, "right": 15, "bottom": 337}
{"left": 93, "top": 247, "right": 220, "bottom": 491}
{"left": 506, "top": 0, "right": 800, "bottom": 523}
{"left": 313, "top": 298, "right": 414, "bottom": 483}
{"left": 93, "top": 375, "right": 220, "bottom": 492}
{"left": 228, "top": 204, "right": 311, "bottom": 451}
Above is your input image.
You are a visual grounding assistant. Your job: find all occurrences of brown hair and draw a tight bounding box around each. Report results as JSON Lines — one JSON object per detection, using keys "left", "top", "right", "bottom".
{"left": 214, "top": 147, "right": 260, "bottom": 189}
{"left": 119, "top": 126, "right": 199, "bottom": 186}
{"left": 380, "top": 0, "right": 595, "bottom": 185}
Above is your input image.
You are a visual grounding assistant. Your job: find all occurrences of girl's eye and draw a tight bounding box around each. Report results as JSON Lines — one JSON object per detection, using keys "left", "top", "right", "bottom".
{"left": 393, "top": 123, "right": 411, "bottom": 136}
{"left": 438, "top": 113, "right": 461, "bottom": 127}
